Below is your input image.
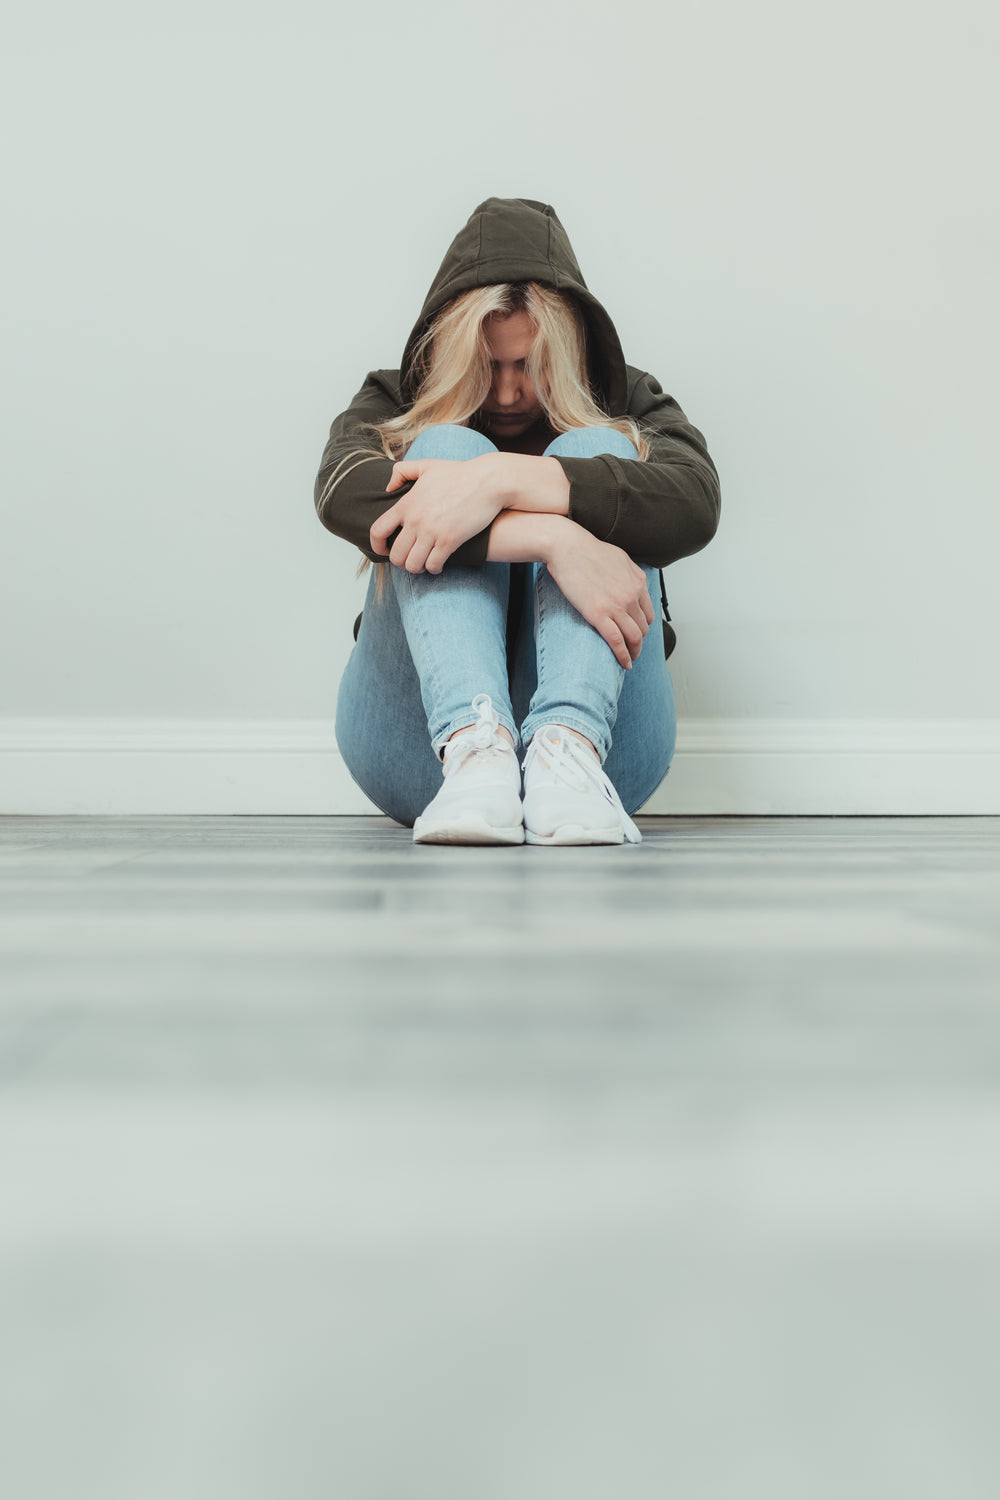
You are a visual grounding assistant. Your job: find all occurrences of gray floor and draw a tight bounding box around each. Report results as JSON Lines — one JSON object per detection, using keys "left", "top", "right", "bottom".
{"left": 2, "top": 814, "right": 1000, "bottom": 1500}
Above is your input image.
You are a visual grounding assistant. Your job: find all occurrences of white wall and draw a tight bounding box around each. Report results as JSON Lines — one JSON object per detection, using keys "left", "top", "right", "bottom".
{"left": 3, "top": 0, "right": 998, "bottom": 813}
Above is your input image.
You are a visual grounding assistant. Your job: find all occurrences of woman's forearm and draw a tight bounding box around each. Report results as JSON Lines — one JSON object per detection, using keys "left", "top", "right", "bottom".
{"left": 485, "top": 510, "right": 571, "bottom": 564}
{"left": 481, "top": 453, "right": 571, "bottom": 515}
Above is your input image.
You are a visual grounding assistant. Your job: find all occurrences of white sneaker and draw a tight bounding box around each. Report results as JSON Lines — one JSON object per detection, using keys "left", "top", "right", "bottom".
{"left": 413, "top": 695, "right": 524, "bottom": 845}
{"left": 522, "top": 726, "right": 642, "bottom": 845}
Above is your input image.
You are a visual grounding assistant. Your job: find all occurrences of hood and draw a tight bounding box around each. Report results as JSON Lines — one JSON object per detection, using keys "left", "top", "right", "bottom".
{"left": 399, "top": 197, "right": 629, "bottom": 415}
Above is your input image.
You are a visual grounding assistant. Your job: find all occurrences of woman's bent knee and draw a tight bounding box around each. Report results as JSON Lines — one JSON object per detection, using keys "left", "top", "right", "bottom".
{"left": 404, "top": 424, "right": 499, "bottom": 461}
{"left": 543, "top": 426, "right": 638, "bottom": 461}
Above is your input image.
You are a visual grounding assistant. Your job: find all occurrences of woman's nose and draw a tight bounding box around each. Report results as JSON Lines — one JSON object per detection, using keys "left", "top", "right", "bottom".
{"left": 493, "top": 368, "right": 521, "bottom": 406}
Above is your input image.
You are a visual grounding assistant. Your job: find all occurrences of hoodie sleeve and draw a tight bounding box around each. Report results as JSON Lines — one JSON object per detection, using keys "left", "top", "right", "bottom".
{"left": 313, "top": 371, "right": 492, "bottom": 569}
{"left": 550, "top": 370, "right": 721, "bottom": 567}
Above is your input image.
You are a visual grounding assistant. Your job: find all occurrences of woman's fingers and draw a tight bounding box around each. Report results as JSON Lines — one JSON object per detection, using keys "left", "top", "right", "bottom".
{"left": 618, "top": 611, "right": 645, "bottom": 663}
{"left": 402, "top": 535, "right": 434, "bottom": 575}
{"left": 626, "top": 575, "right": 655, "bottom": 652}
{"left": 370, "top": 500, "right": 404, "bottom": 554}
{"left": 610, "top": 583, "right": 652, "bottom": 663}
{"left": 388, "top": 528, "right": 428, "bottom": 573}
{"left": 385, "top": 459, "right": 425, "bottom": 494}
{"left": 601, "top": 623, "right": 632, "bottom": 671}
{"left": 629, "top": 601, "right": 650, "bottom": 639}
{"left": 600, "top": 611, "right": 644, "bottom": 669}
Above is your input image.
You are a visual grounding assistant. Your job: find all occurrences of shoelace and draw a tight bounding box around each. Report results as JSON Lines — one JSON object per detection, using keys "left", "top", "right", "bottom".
{"left": 443, "top": 694, "right": 513, "bottom": 776}
{"left": 523, "top": 728, "right": 642, "bottom": 843}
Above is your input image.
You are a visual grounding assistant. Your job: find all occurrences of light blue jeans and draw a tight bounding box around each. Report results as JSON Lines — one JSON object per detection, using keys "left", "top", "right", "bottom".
{"left": 336, "top": 424, "right": 676, "bottom": 826}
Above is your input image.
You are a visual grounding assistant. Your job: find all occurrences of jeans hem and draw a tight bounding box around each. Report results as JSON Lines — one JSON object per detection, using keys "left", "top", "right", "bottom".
{"left": 520, "top": 713, "right": 612, "bottom": 763}
{"left": 432, "top": 708, "right": 521, "bottom": 758}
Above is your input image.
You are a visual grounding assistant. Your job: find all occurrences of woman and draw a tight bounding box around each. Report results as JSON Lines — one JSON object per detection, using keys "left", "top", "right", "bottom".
{"left": 314, "top": 197, "right": 720, "bottom": 846}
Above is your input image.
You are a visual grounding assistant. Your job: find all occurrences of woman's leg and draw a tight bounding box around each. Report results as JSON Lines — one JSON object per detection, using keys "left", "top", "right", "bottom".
{"left": 600, "top": 606, "right": 676, "bottom": 813}
{"left": 513, "top": 426, "right": 677, "bottom": 816}
{"left": 517, "top": 424, "right": 641, "bottom": 763}
{"left": 335, "top": 424, "right": 512, "bottom": 827}
{"left": 336, "top": 566, "right": 445, "bottom": 827}
{"left": 387, "top": 425, "right": 517, "bottom": 754}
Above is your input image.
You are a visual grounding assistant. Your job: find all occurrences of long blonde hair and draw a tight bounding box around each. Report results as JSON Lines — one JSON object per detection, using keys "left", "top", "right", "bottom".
{"left": 373, "top": 281, "right": 648, "bottom": 459}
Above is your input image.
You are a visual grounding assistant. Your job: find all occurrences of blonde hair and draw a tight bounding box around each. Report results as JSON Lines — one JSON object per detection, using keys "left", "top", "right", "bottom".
{"left": 372, "top": 282, "right": 649, "bottom": 460}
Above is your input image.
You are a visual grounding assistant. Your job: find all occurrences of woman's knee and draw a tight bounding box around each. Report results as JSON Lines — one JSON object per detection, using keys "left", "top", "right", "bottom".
{"left": 404, "top": 424, "right": 499, "bottom": 461}
{"left": 543, "top": 426, "right": 639, "bottom": 461}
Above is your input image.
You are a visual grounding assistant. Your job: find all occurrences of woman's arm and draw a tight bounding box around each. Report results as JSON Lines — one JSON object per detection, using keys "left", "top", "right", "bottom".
{"left": 320, "top": 368, "right": 719, "bottom": 573}
{"left": 370, "top": 371, "right": 720, "bottom": 571}
{"left": 370, "top": 452, "right": 570, "bottom": 573}
{"left": 550, "top": 370, "right": 721, "bottom": 567}
{"left": 314, "top": 372, "right": 495, "bottom": 568}
{"left": 487, "top": 512, "right": 654, "bottom": 670}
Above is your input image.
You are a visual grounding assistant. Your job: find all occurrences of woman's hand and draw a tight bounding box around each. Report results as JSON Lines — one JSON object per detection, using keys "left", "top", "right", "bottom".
{"left": 370, "top": 456, "right": 505, "bottom": 574}
{"left": 544, "top": 521, "right": 655, "bottom": 670}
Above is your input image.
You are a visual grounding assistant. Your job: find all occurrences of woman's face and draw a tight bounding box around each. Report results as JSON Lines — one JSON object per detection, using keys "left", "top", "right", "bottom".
{"left": 478, "top": 310, "right": 546, "bottom": 440}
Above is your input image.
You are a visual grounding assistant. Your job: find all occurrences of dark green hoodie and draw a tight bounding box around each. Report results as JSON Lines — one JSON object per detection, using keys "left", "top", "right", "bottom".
{"left": 314, "top": 197, "right": 720, "bottom": 571}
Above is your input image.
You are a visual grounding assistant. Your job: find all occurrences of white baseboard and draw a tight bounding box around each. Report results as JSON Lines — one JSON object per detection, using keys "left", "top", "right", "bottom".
{"left": 1, "top": 717, "right": 999, "bottom": 816}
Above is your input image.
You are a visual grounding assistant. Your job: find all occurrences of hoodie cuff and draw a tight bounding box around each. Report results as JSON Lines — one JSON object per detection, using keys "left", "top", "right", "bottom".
{"left": 448, "top": 525, "right": 491, "bottom": 569}
{"left": 551, "top": 456, "right": 619, "bottom": 542}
